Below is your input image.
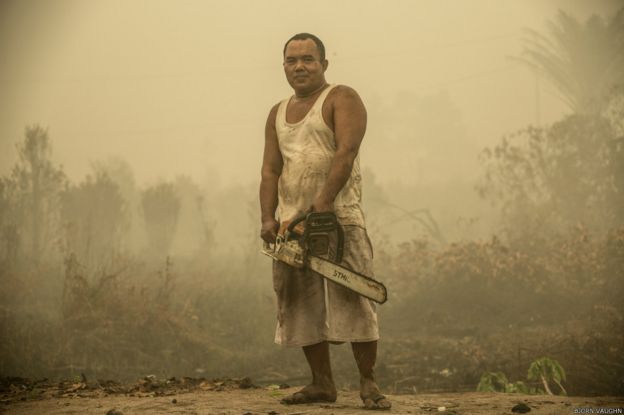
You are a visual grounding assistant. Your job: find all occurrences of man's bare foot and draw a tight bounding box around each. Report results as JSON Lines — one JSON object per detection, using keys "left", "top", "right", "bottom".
{"left": 280, "top": 383, "right": 337, "bottom": 405}
{"left": 360, "top": 378, "right": 391, "bottom": 410}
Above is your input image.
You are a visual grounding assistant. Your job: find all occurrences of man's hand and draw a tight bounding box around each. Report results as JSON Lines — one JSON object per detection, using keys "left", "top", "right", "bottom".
{"left": 261, "top": 218, "right": 280, "bottom": 244}
{"left": 311, "top": 195, "right": 334, "bottom": 213}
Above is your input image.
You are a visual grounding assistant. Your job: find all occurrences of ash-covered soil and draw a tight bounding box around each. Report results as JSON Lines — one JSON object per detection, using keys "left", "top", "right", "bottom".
{"left": 1, "top": 376, "right": 623, "bottom": 414}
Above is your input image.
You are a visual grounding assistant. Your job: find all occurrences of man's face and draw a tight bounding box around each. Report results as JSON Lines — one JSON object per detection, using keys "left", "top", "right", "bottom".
{"left": 283, "top": 39, "right": 328, "bottom": 94}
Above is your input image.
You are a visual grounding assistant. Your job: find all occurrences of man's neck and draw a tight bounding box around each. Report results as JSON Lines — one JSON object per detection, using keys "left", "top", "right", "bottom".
{"left": 294, "top": 82, "right": 329, "bottom": 99}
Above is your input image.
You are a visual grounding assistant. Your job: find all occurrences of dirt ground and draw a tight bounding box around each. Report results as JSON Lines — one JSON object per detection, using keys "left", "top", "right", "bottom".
{"left": 2, "top": 380, "right": 623, "bottom": 415}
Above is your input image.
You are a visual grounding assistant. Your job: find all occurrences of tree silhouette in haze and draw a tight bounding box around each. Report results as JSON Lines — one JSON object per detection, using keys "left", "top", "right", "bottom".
{"left": 480, "top": 8, "right": 624, "bottom": 238}
{"left": 60, "top": 172, "right": 126, "bottom": 269}
{"left": 517, "top": 7, "right": 624, "bottom": 115}
{"left": 141, "top": 182, "right": 180, "bottom": 258}
{"left": 1, "top": 125, "right": 66, "bottom": 264}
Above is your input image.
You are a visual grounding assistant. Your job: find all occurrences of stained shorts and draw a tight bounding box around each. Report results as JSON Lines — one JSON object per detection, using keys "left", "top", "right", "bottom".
{"left": 272, "top": 225, "right": 379, "bottom": 347}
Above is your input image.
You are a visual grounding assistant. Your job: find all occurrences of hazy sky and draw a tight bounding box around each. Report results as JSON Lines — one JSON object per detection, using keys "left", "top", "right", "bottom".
{"left": 0, "top": 0, "right": 620, "bottom": 187}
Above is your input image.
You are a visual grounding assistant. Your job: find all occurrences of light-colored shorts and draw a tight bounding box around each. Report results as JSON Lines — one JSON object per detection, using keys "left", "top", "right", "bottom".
{"left": 272, "top": 225, "right": 379, "bottom": 347}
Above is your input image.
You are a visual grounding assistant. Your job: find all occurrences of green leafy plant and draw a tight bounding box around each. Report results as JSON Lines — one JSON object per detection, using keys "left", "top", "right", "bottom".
{"left": 477, "top": 371, "right": 530, "bottom": 394}
{"left": 478, "top": 357, "right": 566, "bottom": 395}
{"left": 527, "top": 357, "right": 567, "bottom": 396}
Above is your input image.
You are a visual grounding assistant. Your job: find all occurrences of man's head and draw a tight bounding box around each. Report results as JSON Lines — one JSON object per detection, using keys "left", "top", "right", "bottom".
{"left": 283, "top": 33, "right": 328, "bottom": 95}
{"left": 283, "top": 33, "right": 326, "bottom": 62}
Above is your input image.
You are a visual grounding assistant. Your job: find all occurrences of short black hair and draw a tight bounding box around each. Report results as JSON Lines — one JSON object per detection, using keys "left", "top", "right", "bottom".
{"left": 283, "top": 33, "right": 326, "bottom": 61}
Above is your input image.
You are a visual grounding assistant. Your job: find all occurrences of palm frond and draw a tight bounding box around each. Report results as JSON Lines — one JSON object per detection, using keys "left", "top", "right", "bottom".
{"left": 514, "top": 6, "right": 624, "bottom": 114}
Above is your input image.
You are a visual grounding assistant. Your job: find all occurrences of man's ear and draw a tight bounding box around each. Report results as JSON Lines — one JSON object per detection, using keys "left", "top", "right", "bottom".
{"left": 322, "top": 59, "right": 329, "bottom": 71}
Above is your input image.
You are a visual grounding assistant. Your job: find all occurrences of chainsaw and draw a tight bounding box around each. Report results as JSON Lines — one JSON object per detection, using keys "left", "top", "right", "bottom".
{"left": 261, "top": 212, "right": 387, "bottom": 304}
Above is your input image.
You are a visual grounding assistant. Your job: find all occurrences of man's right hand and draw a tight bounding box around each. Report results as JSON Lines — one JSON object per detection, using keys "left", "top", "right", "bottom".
{"left": 261, "top": 218, "right": 280, "bottom": 244}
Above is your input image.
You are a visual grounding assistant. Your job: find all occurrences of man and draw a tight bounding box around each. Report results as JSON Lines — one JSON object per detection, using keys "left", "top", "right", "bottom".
{"left": 259, "top": 33, "right": 390, "bottom": 410}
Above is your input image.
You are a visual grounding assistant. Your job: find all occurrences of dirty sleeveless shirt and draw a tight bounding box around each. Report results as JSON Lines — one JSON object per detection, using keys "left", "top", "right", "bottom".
{"left": 275, "top": 84, "right": 366, "bottom": 228}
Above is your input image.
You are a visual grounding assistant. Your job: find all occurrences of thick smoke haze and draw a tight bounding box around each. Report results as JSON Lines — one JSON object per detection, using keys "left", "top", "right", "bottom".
{"left": 1, "top": 1, "right": 623, "bottom": 400}
{"left": 1, "top": 0, "right": 618, "bottom": 188}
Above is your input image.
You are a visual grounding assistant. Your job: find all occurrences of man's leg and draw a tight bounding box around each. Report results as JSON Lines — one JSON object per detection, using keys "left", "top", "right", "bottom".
{"left": 351, "top": 340, "right": 391, "bottom": 410}
{"left": 281, "top": 341, "right": 337, "bottom": 404}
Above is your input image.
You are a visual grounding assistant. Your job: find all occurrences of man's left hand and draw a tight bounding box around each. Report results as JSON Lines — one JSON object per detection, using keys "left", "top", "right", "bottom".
{"left": 311, "top": 196, "right": 334, "bottom": 213}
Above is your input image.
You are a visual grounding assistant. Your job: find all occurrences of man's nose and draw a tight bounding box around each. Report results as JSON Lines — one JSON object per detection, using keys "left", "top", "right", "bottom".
{"left": 294, "top": 59, "right": 305, "bottom": 71}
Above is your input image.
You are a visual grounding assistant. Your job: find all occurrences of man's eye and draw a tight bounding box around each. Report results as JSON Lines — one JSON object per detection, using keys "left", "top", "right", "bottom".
{"left": 304, "top": 57, "right": 314, "bottom": 62}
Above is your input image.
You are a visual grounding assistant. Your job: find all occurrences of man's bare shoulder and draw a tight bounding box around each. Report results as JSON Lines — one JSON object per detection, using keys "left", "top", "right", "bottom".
{"left": 266, "top": 102, "right": 281, "bottom": 126}
{"left": 322, "top": 85, "right": 366, "bottom": 130}
{"left": 268, "top": 102, "right": 281, "bottom": 115}
{"left": 327, "top": 85, "right": 365, "bottom": 108}
{"left": 328, "top": 84, "right": 361, "bottom": 98}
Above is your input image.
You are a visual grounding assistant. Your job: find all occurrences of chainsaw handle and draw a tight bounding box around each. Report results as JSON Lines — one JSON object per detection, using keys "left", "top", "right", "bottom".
{"left": 288, "top": 211, "right": 345, "bottom": 264}
{"left": 286, "top": 212, "right": 308, "bottom": 236}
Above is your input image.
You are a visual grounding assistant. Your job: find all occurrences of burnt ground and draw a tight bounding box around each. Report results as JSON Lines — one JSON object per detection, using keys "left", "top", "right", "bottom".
{"left": 1, "top": 376, "right": 623, "bottom": 414}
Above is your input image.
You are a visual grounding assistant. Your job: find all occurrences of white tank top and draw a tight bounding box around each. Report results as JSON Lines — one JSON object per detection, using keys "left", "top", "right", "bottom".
{"left": 275, "top": 84, "right": 365, "bottom": 227}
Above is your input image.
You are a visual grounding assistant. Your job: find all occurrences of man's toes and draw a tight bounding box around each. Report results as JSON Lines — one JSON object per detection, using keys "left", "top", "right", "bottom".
{"left": 363, "top": 394, "right": 391, "bottom": 410}
{"left": 376, "top": 396, "right": 391, "bottom": 409}
{"left": 281, "top": 392, "right": 308, "bottom": 405}
{"left": 280, "top": 388, "right": 337, "bottom": 405}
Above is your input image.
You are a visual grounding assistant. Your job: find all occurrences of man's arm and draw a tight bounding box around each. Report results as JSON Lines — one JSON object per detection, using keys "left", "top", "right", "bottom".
{"left": 312, "top": 86, "right": 367, "bottom": 212}
{"left": 259, "top": 103, "right": 283, "bottom": 243}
